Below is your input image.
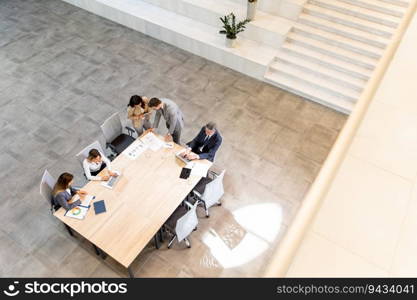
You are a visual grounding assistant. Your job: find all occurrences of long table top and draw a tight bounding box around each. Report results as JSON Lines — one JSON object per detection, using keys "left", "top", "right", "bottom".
{"left": 54, "top": 133, "right": 212, "bottom": 268}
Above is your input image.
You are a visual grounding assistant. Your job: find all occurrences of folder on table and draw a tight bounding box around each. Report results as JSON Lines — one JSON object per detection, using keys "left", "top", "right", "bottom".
{"left": 93, "top": 200, "right": 107, "bottom": 215}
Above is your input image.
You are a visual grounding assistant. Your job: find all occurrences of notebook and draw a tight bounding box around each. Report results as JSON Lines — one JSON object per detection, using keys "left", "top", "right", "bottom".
{"left": 80, "top": 195, "right": 95, "bottom": 207}
{"left": 93, "top": 200, "right": 107, "bottom": 215}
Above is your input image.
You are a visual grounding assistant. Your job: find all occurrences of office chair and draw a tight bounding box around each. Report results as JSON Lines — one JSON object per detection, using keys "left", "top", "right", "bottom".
{"left": 163, "top": 201, "right": 199, "bottom": 249}
{"left": 191, "top": 169, "right": 225, "bottom": 217}
{"left": 40, "top": 169, "right": 57, "bottom": 213}
{"left": 100, "top": 112, "right": 135, "bottom": 156}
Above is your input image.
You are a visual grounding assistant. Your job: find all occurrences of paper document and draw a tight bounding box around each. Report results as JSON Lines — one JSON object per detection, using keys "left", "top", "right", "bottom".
{"left": 186, "top": 161, "right": 210, "bottom": 177}
{"left": 140, "top": 132, "right": 164, "bottom": 151}
{"left": 163, "top": 142, "right": 174, "bottom": 149}
{"left": 123, "top": 139, "right": 148, "bottom": 160}
{"left": 80, "top": 195, "right": 95, "bottom": 207}
{"left": 65, "top": 205, "right": 89, "bottom": 220}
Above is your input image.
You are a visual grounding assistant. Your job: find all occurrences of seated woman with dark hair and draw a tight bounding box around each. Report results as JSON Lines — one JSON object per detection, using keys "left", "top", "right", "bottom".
{"left": 52, "top": 173, "right": 87, "bottom": 211}
{"left": 83, "top": 149, "right": 117, "bottom": 181}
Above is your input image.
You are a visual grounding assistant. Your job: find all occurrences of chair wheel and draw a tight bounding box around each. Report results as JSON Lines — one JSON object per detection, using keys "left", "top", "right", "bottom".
{"left": 206, "top": 215, "right": 210, "bottom": 218}
{"left": 167, "top": 245, "right": 171, "bottom": 249}
{"left": 187, "top": 245, "right": 191, "bottom": 249}
{"left": 217, "top": 202, "right": 222, "bottom": 206}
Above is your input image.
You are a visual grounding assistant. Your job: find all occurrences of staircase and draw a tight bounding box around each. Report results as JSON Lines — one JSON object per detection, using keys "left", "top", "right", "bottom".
{"left": 63, "top": 0, "right": 412, "bottom": 114}
{"left": 265, "top": 0, "right": 410, "bottom": 113}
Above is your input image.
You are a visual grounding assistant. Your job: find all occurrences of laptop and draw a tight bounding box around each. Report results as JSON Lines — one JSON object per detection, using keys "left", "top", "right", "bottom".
{"left": 101, "top": 172, "right": 121, "bottom": 189}
{"left": 176, "top": 149, "right": 191, "bottom": 164}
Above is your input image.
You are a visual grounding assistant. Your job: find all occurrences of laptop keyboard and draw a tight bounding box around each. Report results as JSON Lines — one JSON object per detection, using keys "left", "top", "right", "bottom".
{"left": 107, "top": 176, "right": 117, "bottom": 187}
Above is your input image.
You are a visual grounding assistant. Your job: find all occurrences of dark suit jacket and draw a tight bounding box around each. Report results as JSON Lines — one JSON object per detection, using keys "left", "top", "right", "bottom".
{"left": 186, "top": 127, "right": 222, "bottom": 162}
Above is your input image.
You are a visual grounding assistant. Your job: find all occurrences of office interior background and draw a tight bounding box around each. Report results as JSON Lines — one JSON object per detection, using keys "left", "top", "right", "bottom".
{"left": 0, "top": 0, "right": 416, "bottom": 277}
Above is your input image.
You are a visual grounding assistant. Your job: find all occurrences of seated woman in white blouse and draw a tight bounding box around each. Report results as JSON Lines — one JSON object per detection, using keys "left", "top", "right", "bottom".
{"left": 83, "top": 149, "right": 118, "bottom": 181}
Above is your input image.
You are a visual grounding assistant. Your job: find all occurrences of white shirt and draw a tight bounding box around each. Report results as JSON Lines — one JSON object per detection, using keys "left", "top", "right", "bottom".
{"left": 199, "top": 133, "right": 213, "bottom": 152}
{"left": 82, "top": 151, "right": 112, "bottom": 181}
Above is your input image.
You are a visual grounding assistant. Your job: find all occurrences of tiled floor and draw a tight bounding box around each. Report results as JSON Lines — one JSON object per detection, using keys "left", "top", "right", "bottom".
{"left": 0, "top": 0, "right": 347, "bottom": 277}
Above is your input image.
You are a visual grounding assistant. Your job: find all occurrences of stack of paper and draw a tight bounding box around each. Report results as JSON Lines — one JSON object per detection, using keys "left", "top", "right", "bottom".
{"left": 140, "top": 132, "right": 164, "bottom": 151}
{"left": 123, "top": 139, "right": 148, "bottom": 160}
{"left": 186, "top": 161, "right": 210, "bottom": 177}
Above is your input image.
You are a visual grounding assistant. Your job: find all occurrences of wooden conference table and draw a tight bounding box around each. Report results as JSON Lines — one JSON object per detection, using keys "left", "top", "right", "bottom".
{"left": 54, "top": 132, "right": 212, "bottom": 277}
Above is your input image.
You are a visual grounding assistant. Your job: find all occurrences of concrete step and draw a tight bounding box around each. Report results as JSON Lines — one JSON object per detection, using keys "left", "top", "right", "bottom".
{"left": 280, "top": 42, "right": 373, "bottom": 80}
{"left": 298, "top": 13, "right": 390, "bottom": 48}
{"left": 269, "top": 60, "right": 360, "bottom": 101}
{"left": 273, "top": 49, "right": 367, "bottom": 90}
{"left": 377, "top": 0, "right": 410, "bottom": 8}
{"left": 287, "top": 32, "right": 378, "bottom": 70}
{"left": 310, "top": 0, "right": 401, "bottom": 28}
{"left": 304, "top": 3, "right": 394, "bottom": 38}
{"left": 337, "top": 0, "right": 405, "bottom": 17}
{"left": 264, "top": 69, "right": 354, "bottom": 113}
{"left": 293, "top": 23, "right": 383, "bottom": 59}
{"left": 142, "top": 0, "right": 294, "bottom": 49}
{"left": 62, "top": 0, "right": 278, "bottom": 80}
{"left": 274, "top": 50, "right": 367, "bottom": 89}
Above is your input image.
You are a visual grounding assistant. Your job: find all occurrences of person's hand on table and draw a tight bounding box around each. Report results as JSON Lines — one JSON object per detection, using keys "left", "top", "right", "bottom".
{"left": 77, "top": 190, "right": 87, "bottom": 196}
{"left": 101, "top": 175, "right": 110, "bottom": 181}
{"left": 109, "top": 171, "right": 118, "bottom": 177}
{"left": 164, "top": 134, "right": 173, "bottom": 142}
{"left": 181, "top": 147, "right": 190, "bottom": 158}
{"left": 186, "top": 152, "right": 200, "bottom": 160}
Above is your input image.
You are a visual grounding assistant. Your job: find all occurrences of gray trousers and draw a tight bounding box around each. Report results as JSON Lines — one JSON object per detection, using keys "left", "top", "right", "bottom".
{"left": 169, "top": 122, "right": 182, "bottom": 145}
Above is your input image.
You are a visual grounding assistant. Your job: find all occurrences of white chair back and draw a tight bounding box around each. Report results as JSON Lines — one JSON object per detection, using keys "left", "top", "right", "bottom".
{"left": 100, "top": 112, "right": 122, "bottom": 143}
{"left": 176, "top": 202, "right": 199, "bottom": 242}
{"left": 202, "top": 170, "right": 225, "bottom": 209}
{"left": 75, "top": 140, "right": 106, "bottom": 167}
{"left": 40, "top": 169, "right": 56, "bottom": 206}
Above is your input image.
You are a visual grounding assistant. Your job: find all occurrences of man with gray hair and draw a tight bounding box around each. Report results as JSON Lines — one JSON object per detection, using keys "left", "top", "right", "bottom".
{"left": 182, "top": 122, "right": 222, "bottom": 162}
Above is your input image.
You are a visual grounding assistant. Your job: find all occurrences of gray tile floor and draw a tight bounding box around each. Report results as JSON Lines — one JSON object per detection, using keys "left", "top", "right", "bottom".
{"left": 0, "top": 0, "right": 347, "bottom": 277}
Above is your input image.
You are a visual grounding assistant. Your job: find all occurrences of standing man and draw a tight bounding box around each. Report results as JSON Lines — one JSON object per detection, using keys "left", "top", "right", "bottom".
{"left": 183, "top": 122, "right": 222, "bottom": 162}
{"left": 148, "top": 97, "right": 184, "bottom": 144}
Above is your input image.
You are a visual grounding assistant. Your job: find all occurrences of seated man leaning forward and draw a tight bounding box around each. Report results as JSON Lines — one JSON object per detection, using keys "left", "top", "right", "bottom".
{"left": 182, "top": 122, "right": 222, "bottom": 162}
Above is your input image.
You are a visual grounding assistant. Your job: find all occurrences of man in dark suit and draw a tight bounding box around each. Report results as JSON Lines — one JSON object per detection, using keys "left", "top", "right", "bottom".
{"left": 183, "top": 122, "right": 222, "bottom": 162}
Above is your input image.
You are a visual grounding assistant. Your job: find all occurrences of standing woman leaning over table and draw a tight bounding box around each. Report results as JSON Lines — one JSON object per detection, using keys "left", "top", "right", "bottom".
{"left": 127, "top": 95, "right": 152, "bottom": 136}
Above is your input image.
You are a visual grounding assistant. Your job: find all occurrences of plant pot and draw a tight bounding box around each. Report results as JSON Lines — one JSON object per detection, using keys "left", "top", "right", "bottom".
{"left": 247, "top": 1, "right": 257, "bottom": 21}
{"left": 225, "top": 37, "right": 237, "bottom": 48}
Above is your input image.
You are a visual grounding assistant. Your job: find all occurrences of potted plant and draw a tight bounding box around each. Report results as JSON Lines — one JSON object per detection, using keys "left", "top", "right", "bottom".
{"left": 247, "top": 0, "right": 258, "bottom": 20}
{"left": 219, "top": 13, "right": 250, "bottom": 48}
